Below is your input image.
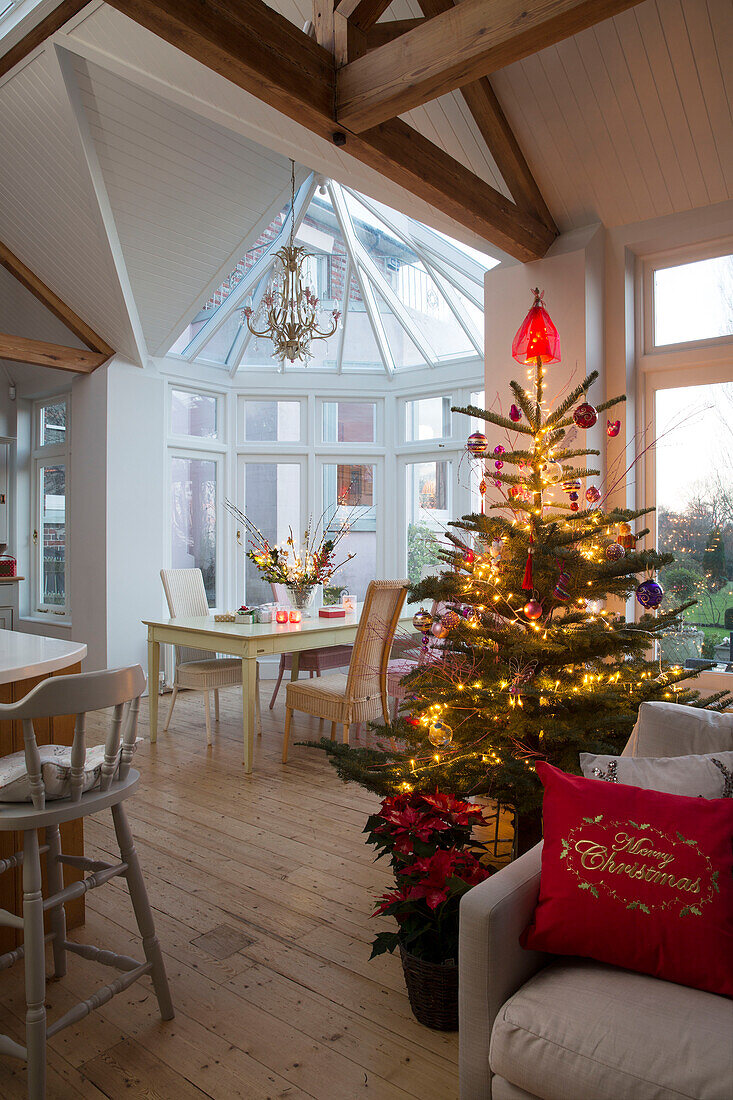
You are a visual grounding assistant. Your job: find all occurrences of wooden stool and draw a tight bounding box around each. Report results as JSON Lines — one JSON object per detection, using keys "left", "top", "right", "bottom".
{"left": 0, "top": 665, "right": 173, "bottom": 1099}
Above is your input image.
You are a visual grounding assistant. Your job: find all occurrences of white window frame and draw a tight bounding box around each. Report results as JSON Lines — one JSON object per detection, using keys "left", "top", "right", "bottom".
{"left": 401, "top": 394, "right": 453, "bottom": 447}
{"left": 318, "top": 397, "right": 382, "bottom": 448}
{"left": 236, "top": 454, "right": 308, "bottom": 607}
{"left": 168, "top": 447, "right": 225, "bottom": 610}
{"left": 641, "top": 237, "right": 733, "bottom": 358}
{"left": 236, "top": 394, "right": 306, "bottom": 448}
{"left": 32, "top": 395, "right": 70, "bottom": 620}
{"left": 317, "top": 455, "right": 384, "bottom": 599}
{"left": 168, "top": 384, "right": 224, "bottom": 445}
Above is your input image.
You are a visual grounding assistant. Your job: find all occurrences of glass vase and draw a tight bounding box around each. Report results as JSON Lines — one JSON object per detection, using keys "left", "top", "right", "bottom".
{"left": 286, "top": 582, "right": 317, "bottom": 617}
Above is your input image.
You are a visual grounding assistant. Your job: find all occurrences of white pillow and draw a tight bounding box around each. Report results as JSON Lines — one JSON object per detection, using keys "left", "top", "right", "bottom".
{"left": 580, "top": 750, "right": 733, "bottom": 800}
{"left": 625, "top": 700, "right": 733, "bottom": 758}
{"left": 0, "top": 740, "right": 141, "bottom": 803}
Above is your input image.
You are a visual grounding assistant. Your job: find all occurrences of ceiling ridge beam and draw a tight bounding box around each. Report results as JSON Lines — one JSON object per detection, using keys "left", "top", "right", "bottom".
{"left": 0, "top": 332, "right": 106, "bottom": 373}
{"left": 51, "top": 43, "right": 149, "bottom": 367}
{"left": 0, "top": 240, "right": 114, "bottom": 358}
{"left": 334, "top": 0, "right": 396, "bottom": 33}
{"left": 336, "top": 0, "right": 646, "bottom": 133}
{"left": 95, "top": 0, "right": 557, "bottom": 261}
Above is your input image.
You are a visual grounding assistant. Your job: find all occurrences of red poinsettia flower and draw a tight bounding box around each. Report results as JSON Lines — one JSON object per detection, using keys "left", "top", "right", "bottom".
{"left": 402, "top": 849, "right": 461, "bottom": 909}
{"left": 378, "top": 804, "right": 450, "bottom": 841}
{"left": 420, "top": 791, "right": 487, "bottom": 826}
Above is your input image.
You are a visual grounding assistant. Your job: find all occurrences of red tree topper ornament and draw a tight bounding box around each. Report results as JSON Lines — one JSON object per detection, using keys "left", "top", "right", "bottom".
{"left": 512, "top": 288, "right": 561, "bottom": 365}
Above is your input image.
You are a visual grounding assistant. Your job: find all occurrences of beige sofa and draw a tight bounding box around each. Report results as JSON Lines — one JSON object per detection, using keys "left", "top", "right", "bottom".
{"left": 458, "top": 704, "right": 733, "bottom": 1100}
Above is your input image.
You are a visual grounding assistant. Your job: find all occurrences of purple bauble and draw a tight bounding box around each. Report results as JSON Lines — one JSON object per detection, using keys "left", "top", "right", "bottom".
{"left": 605, "top": 542, "right": 625, "bottom": 562}
{"left": 636, "top": 579, "right": 664, "bottom": 610}
{"left": 441, "top": 610, "right": 462, "bottom": 630}
{"left": 467, "top": 431, "right": 488, "bottom": 456}
{"left": 573, "top": 402, "right": 598, "bottom": 429}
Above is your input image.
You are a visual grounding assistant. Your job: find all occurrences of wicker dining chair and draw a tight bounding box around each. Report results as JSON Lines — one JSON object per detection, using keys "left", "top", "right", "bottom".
{"left": 282, "top": 579, "right": 408, "bottom": 762}
{"left": 0, "top": 665, "right": 173, "bottom": 1100}
{"left": 160, "top": 569, "right": 262, "bottom": 745}
{"left": 268, "top": 582, "right": 352, "bottom": 709}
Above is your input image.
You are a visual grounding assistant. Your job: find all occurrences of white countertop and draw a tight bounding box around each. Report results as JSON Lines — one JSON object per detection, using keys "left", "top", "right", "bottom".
{"left": 0, "top": 630, "right": 86, "bottom": 685}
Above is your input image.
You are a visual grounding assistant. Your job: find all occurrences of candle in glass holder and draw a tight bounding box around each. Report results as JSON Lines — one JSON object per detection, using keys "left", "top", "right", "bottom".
{"left": 275, "top": 607, "right": 289, "bottom": 624}
{"left": 289, "top": 609, "right": 301, "bottom": 623}
{"left": 342, "top": 593, "right": 356, "bottom": 613}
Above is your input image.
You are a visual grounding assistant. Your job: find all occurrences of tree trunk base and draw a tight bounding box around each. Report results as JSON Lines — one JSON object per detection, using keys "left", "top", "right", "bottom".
{"left": 514, "top": 810, "right": 543, "bottom": 857}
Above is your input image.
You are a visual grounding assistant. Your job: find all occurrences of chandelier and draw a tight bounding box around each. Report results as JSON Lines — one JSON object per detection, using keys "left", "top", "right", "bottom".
{"left": 241, "top": 161, "right": 341, "bottom": 364}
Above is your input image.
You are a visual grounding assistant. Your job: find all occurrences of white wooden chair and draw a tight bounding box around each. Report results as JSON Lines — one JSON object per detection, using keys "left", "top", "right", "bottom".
{"left": 160, "top": 568, "right": 262, "bottom": 745}
{"left": 282, "top": 579, "right": 408, "bottom": 762}
{"left": 268, "top": 582, "right": 352, "bottom": 709}
{"left": 0, "top": 665, "right": 173, "bottom": 1100}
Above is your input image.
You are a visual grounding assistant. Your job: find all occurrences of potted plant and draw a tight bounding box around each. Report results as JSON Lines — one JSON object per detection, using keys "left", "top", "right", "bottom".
{"left": 366, "top": 791, "right": 491, "bottom": 1030}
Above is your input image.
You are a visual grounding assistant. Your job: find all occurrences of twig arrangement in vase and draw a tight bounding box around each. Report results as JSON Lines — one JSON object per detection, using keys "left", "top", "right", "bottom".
{"left": 224, "top": 500, "right": 367, "bottom": 615}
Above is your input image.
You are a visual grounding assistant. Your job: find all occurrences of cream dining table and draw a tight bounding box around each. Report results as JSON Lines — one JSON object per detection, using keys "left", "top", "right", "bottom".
{"left": 144, "top": 605, "right": 418, "bottom": 773}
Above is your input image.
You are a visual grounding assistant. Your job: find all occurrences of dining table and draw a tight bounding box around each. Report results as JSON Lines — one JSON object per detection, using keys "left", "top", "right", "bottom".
{"left": 144, "top": 604, "right": 418, "bottom": 772}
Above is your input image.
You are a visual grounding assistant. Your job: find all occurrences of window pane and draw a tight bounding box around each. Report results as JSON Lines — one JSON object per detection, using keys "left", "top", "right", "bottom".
{"left": 40, "top": 401, "right": 66, "bottom": 447}
{"left": 171, "top": 457, "right": 218, "bottom": 606}
{"left": 654, "top": 255, "right": 733, "bottom": 347}
{"left": 170, "top": 389, "right": 218, "bottom": 438}
{"left": 243, "top": 463, "right": 301, "bottom": 605}
{"left": 322, "top": 401, "right": 376, "bottom": 443}
{"left": 323, "top": 463, "right": 376, "bottom": 600}
{"left": 40, "top": 464, "right": 65, "bottom": 607}
{"left": 405, "top": 396, "right": 451, "bottom": 441}
{"left": 242, "top": 400, "right": 300, "bottom": 442}
{"left": 656, "top": 382, "right": 733, "bottom": 666}
{"left": 406, "top": 460, "right": 451, "bottom": 585}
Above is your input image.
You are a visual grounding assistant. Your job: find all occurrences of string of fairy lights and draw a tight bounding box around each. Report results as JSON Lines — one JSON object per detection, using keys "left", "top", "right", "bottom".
{"left": 385, "top": 289, "right": 698, "bottom": 793}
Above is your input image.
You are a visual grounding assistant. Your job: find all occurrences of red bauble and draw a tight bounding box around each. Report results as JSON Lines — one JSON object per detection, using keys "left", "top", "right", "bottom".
{"left": 467, "top": 431, "right": 488, "bottom": 456}
{"left": 463, "top": 548, "right": 475, "bottom": 566}
{"left": 573, "top": 402, "right": 598, "bottom": 429}
{"left": 585, "top": 486, "right": 601, "bottom": 504}
{"left": 607, "top": 419, "right": 621, "bottom": 437}
{"left": 512, "top": 289, "right": 561, "bottom": 365}
{"left": 509, "top": 404, "right": 522, "bottom": 422}
{"left": 523, "top": 599, "right": 543, "bottom": 620}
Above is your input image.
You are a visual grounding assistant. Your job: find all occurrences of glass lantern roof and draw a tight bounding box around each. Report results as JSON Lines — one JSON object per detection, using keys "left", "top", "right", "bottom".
{"left": 167, "top": 174, "right": 498, "bottom": 375}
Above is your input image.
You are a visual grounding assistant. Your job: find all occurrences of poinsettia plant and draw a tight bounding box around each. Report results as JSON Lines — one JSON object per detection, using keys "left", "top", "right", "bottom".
{"left": 368, "top": 792, "right": 492, "bottom": 963}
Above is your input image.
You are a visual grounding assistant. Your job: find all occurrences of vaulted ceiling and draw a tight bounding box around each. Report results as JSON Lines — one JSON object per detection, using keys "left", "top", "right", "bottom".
{"left": 0, "top": 0, "right": 730, "bottom": 369}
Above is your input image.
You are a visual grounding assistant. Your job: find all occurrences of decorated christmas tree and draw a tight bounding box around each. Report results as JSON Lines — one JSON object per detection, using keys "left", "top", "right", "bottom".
{"left": 321, "top": 290, "right": 729, "bottom": 850}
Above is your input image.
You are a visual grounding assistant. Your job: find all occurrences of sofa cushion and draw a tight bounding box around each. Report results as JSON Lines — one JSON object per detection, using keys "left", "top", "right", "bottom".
{"left": 490, "top": 958, "right": 733, "bottom": 1100}
{"left": 580, "top": 750, "right": 733, "bottom": 798}
{"left": 626, "top": 701, "right": 733, "bottom": 759}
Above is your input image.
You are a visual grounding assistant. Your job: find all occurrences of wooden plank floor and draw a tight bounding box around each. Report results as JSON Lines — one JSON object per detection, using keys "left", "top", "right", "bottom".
{"left": 0, "top": 686, "right": 459, "bottom": 1099}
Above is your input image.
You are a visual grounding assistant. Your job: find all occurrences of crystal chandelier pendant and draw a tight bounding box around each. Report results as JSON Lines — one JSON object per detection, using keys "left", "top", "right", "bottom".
{"left": 241, "top": 161, "right": 341, "bottom": 364}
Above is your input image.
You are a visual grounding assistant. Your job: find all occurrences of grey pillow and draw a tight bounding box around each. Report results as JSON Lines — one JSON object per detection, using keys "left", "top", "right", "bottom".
{"left": 579, "top": 751, "right": 733, "bottom": 799}
{"left": 625, "top": 701, "right": 733, "bottom": 759}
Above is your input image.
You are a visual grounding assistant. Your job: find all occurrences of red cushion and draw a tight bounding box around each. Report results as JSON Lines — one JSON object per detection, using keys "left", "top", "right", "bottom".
{"left": 521, "top": 762, "right": 733, "bottom": 997}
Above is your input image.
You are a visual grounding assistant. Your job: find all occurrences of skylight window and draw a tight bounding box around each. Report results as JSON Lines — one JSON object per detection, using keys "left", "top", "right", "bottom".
{"left": 167, "top": 171, "right": 493, "bottom": 375}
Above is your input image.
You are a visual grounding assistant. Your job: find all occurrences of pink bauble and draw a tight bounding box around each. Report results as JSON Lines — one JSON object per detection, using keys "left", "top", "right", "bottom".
{"left": 431, "top": 621, "right": 449, "bottom": 639}
{"left": 585, "top": 485, "right": 601, "bottom": 504}
{"left": 573, "top": 402, "right": 598, "bottom": 429}
{"left": 467, "top": 431, "right": 488, "bottom": 456}
{"left": 523, "top": 600, "right": 543, "bottom": 620}
{"left": 605, "top": 542, "right": 625, "bottom": 562}
{"left": 509, "top": 404, "right": 522, "bottom": 422}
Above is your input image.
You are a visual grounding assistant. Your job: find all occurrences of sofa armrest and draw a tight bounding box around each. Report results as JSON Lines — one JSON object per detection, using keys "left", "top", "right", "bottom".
{"left": 459, "top": 843, "right": 546, "bottom": 1100}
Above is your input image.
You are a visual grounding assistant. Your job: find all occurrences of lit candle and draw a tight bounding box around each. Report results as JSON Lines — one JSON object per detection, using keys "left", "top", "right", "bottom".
{"left": 289, "top": 609, "right": 301, "bottom": 623}
{"left": 342, "top": 593, "right": 356, "bottom": 613}
{"left": 276, "top": 608, "right": 289, "bottom": 624}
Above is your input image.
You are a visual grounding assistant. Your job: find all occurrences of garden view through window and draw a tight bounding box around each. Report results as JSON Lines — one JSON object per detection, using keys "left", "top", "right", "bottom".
{"left": 656, "top": 382, "right": 733, "bottom": 668}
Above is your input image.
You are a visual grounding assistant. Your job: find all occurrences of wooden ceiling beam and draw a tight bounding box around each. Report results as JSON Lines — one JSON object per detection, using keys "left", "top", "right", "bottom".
{"left": 415, "top": 0, "right": 556, "bottom": 232}
{"left": 0, "top": 333, "right": 107, "bottom": 373}
{"left": 364, "top": 20, "right": 425, "bottom": 49}
{"left": 0, "top": 0, "right": 87, "bottom": 80}
{"left": 334, "top": 0, "right": 396, "bottom": 33}
{"left": 337, "top": 0, "right": 646, "bottom": 132}
{"left": 0, "top": 241, "right": 114, "bottom": 358}
{"left": 105, "top": 0, "right": 556, "bottom": 261}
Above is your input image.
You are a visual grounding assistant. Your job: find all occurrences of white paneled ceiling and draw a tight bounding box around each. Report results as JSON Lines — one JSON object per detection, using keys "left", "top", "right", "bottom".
{"left": 73, "top": 55, "right": 295, "bottom": 354}
{"left": 0, "top": 47, "right": 141, "bottom": 361}
{"left": 491, "top": 0, "right": 732, "bottom": 231}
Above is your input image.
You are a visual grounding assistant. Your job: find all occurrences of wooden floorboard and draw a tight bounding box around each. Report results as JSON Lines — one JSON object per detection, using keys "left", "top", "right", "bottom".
{"left": 0, "top": 687, "right": 459, "bottom": 1099}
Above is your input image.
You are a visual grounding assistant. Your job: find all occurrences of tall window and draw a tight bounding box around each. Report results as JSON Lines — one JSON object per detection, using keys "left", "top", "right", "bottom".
{"left": 170, "top": 456, "right": 219, "bottom": 606}
{"left": 406, "top": 459, "right": 451, "bottom": 585}
{"left": 241, "top": 462, "right": 302, "bottom": 605}
{"left": 322, "top": 462, "right": 376, "bottom": 600}
{"left": 33, "top": 397, "right": 69, "bottom": 617}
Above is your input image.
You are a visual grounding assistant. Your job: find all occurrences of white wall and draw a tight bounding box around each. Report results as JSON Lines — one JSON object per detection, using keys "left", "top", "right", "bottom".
{"left": 105, "top": 360, "right": 166, "bottom": 676}
{"left": 483, "top": 225, "right": 606, "bottom": 481}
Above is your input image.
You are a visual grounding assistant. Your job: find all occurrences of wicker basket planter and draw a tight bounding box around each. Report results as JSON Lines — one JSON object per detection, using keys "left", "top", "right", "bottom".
{"left": 399, "top": 944, "right": 459, "bottom": 1031}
